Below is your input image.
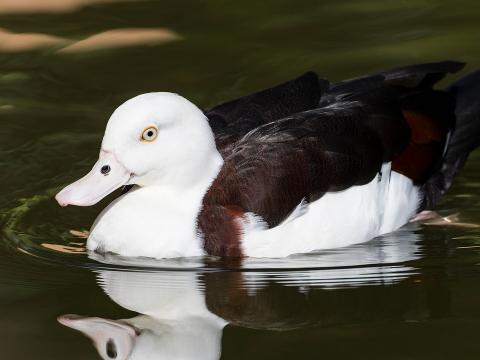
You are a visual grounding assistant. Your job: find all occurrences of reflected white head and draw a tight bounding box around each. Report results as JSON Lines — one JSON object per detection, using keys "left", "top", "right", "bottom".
{"left": 55, "top": 93, "right": 222, "bottom": 206}
{"left": 58, "top": 315, "right": 137, "bottom": 360}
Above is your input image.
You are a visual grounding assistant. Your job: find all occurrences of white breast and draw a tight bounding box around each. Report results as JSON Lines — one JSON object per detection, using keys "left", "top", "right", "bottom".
{"left": 87, "top": 186, "right": 205, "bottom": 258}
{"left": 241, "top": 163, "right": 420, "bottom": 257}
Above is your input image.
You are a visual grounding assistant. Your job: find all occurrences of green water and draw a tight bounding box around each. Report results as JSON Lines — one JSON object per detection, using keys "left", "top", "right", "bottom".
{"left": 1, "top": 1, "right": 480, "bottom": 359}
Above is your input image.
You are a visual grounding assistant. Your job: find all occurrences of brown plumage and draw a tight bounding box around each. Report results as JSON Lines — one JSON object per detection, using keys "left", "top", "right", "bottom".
{"left": 195, "top": 61, "right": 471, "bottom": 257}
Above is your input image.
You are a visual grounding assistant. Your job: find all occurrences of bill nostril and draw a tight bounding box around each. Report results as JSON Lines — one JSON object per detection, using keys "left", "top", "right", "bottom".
{"left": 100, "top": 165, "right": 111, "bottom": 175}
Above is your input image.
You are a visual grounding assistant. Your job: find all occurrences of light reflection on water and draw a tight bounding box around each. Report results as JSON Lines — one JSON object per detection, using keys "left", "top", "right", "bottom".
{"left": 55, "top": 228, "right": 422, "bottom": 360}
{"left": 5, "top": 216, "right": 422, "bottom": 288}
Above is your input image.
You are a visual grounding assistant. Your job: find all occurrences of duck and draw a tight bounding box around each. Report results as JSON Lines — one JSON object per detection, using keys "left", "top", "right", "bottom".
{"left": 55, "top": 61, "right": 480, "bottom": 259}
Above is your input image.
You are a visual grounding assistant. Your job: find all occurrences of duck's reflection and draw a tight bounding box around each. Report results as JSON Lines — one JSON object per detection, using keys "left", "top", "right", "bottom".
{"left": 59, "top": 228, "right": 440, "bottom": 360}
{"left": 59, "top": 270, "right": 227, "bottom": 360}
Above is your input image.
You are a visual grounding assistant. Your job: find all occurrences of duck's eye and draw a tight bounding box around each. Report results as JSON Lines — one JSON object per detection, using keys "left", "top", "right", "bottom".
{"left": 141, "top": 126, "right": 158, "bottom": 142}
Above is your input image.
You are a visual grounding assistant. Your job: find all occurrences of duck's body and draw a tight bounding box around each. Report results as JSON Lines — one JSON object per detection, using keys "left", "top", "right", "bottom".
{"left": 57, "top": 61, "right": 480, "bottom": 259}
{"left": 89, "top": 162, "right": 418, "bottom": 258}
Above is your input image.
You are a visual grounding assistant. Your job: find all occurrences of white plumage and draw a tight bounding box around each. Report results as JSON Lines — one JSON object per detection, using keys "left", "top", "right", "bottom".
{"left": 241, "top": 163, "right": 419, "bottom": 257}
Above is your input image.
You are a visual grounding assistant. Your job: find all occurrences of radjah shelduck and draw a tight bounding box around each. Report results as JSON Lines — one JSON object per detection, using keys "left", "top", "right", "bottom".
{"left": 55, "top": 61, "right": 480, "bottom": 258}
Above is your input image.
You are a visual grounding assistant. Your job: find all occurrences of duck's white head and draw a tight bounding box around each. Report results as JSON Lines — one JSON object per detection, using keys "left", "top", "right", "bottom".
{"left": 56, "top": 92, "right": 222, "bottom": 206}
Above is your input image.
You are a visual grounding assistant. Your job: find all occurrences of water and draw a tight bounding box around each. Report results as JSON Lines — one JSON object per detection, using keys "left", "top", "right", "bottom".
{"left": 1, "top": 0, "right": 480, "bottom": 359}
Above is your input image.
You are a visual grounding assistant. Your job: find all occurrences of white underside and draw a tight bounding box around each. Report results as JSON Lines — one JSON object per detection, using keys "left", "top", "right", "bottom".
{"left": 241, "top": 163, "right": 420, "bottom": 257}
{"left": 87, "top": 163, "right": 419, "bottom": 259}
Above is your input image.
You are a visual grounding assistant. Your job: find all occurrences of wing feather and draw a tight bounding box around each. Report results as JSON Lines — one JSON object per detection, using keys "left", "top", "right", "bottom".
{"left": 202, "top": 100, "right": 395, "bottom": 228}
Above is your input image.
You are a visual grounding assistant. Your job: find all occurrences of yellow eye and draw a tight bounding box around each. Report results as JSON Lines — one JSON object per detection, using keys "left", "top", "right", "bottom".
{"left": 141, "top": 126, "right": 158, "bottom": 142}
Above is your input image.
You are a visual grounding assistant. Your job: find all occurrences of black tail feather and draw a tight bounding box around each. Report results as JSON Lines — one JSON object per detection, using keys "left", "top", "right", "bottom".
{"left": 322, "top": 61, "right": 465, "bottom": 107}
{"left": 422, "top": 69, "right": 480, "bottom": 208}
{"left": 379, "top": 60, "right": 465, "bottom": 88}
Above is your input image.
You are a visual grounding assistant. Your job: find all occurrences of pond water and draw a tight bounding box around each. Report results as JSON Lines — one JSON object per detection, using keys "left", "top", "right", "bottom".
{"left": 1, "top": 0, "right": 480, "bottom": 359}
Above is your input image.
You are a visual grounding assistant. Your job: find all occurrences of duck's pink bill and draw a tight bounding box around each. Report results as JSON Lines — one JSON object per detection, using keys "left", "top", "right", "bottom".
{"left": 55, "top": 152, "right": 130, "bottom": 207}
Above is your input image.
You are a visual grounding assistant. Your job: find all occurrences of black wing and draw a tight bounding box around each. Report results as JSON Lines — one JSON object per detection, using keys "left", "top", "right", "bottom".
{"left": 206, "top": 72, "right": 328, "bottom": 156}
{"left": 202, "top": 96, "right": 407, "bottom": 228}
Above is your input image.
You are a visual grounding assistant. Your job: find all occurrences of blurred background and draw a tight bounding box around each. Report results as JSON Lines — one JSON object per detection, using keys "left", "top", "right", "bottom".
{"left": 1, "top": 0, "right": 480, "bottom": 208}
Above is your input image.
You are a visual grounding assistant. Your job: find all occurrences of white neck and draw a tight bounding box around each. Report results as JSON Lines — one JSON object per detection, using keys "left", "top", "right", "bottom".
{"left": 139, "top": 149, "right": 223, "bottom": 194}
